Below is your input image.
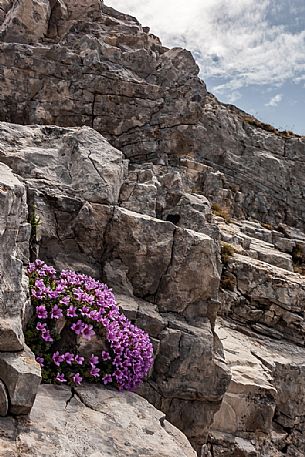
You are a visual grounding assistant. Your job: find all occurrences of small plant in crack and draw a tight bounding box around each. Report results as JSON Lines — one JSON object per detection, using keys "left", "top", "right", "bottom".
{"left": 29, "top": 206, "right": 42, "bottom": 261}
{"left": 220, "top": 243, "right": 236, "bottom": 291}
{"left": 211, "top": 203, "right": 232, "bottom": 224}
{"left": 221, "top": 272, "right": 236, "bottom": 291}
{"left": 221, "top": 242, "right": 235, "bottom": 265}
{"left": 30, "top": 214, "right": 41, "bottom": 229}
{"left": 292, "top": 243, "right": 305, "bottom": 275}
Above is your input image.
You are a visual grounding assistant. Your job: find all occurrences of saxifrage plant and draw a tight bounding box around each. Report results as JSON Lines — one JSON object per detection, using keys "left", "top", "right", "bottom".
{"left": 25, "top": 259, "right": 154, "bottom": 391}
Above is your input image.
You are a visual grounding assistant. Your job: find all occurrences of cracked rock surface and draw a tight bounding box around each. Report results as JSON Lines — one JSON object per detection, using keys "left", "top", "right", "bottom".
{"left": 0, "top": 384, "right": 197, "bottom": 457}
{"left": 1, "top": 0, "right": 305, "bottom": 231}
{"left": 0, "top": 121, "right": 230, "bottom": 450}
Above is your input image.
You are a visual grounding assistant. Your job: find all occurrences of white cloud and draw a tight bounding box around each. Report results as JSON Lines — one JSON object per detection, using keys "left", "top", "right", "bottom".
{"left": 224, "top": 91, "right": 242, "bottom": 104}
{"left": 265, "top": 94, "right": 283, "bottom": 107}
{"left": 106, "top": 0, "right": 305, "bottom": 90}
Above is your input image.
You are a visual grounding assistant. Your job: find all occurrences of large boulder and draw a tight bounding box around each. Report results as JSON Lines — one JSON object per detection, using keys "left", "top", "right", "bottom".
{"left": 0, "top": 123, "right": 125, "bottom": 205}
{"left": 0, "top": 346, "right": 41, "bottom": 415}
{"left": 0, "top": 162, "right": 29, "bottom": 350}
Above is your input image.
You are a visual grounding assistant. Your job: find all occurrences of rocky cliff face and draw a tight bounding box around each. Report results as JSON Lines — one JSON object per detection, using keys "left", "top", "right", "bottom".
{"left": 0, "top": 1, "right": 305, "bottom": 456}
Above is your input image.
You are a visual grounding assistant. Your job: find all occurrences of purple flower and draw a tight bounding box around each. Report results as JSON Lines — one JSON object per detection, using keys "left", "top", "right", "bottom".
{"left": 73, "top": 288, "right": 85, "bottom": 301}
{"left": 89, "top": 354, "right": 99, "bottom": 366}
{"left": 75, "top": 355, "right": 84, "bottom": 365}
{"left": 66, "top": 305, "right": 77, "bottom": 317}
{"left": 36, "top": 356, "right": 45, "bottom": 367}
{"left": 47, "top": 290, "right": 59, "bottom": 299}
{"left": 72, "top": 373, "right": 82, "bottom": 385}
{"left": 41, "top": 330, "right": 53, "bottom": 343}
{"left": 35, "top": 279, "right": 46, "bottom": 290}
{"left": 59, "top": 296, "right": 70, "bottom": 305}
{"left": 36, "top": 305, "right": 48, "bottom": 319}
{"left": 52, "top": 352, "right": 64, "bottom": 366}
{"left": 89, "top": 310, "right": 100, "bottom": 320}
{"left": 56, "top": 284, "right": 66, "bottom": 294}
{"left": 101, "top": 351, "right": 110, "bottom": 361}
{"left": 90, "top": 367, "right": 100, "bottom": 378}
{"left": 71, "top": 320, "right": 84, "bottom": 335}
{"left": 81, "top": 305, "right": 90, "bottom": 316}
{"left": 102, "top": 374, "right": 112, "bottom": 385}
{"left": 82, "top": 324, "right": 95, "bottom": 340}
{"left": 56, "top": 373, "right": 67, "bottom": 383}
{"left": 64, "top": 352, "right": 74, "bottom": 365}
{"left": 50, "top": 304, "right": 63, "bottom": 320}
{"left": 36, "top": 322, "right": 47, "bottom": 331}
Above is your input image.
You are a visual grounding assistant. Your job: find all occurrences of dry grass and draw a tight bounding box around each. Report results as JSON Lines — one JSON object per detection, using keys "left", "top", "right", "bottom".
{"left": 243, "top": 116, "right": 304, "bottom": 139}
{"left": 212, "top": 203, "right": 232, "bottom": 223}
{"left": 221, "top": 242, "right": 235, "bottom": 265}
{"left": 261, "top": 222, "right": 273, "bottom": 231}
{"left": 221, "top": 272, "right": 236, "bottom": 291}
{"left": 292, "top": 243, "right": 305, "bottom": 276}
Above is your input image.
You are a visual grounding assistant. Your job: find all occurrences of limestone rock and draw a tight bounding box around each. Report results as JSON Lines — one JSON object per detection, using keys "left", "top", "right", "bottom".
{"left": 210, "top": 320, "right": 305, "bottom": 456}
{"left": 0, "top": 380, "right": 8, "bottom": 417}
{"left": 223, "top": 253, "right": 305, "bottom": 345}
{"left": 104, "top": 206, "right": 175, "bottom": 297}
{"left": 1, "top": 1, "right": 305, "bottom": 230}
{"left": 0, "top": 121, "right": 230, "bottom": 446}
{"left": 0, "top": 123, "right": 125, "bottom": 205}
{"left": 0, "top": 162, "right": 30, "bottom": 350}
{"left": 212, "top": 323, "right": 276, "bottom": 436}
{"left": 156, "top": 227, "right": 220, "bottom": 321}
{"left": 117, "top": 294, "right": 167, "bottom": 339}
{"left": 2, "top": 0, "right": 305, "bottom": 451}
{"left": 0, "top": 0, "right": 51, "bottom": 44}
{"left": 0, "top": 346, "right": 41, "bottom": 415}
{"left": 0, "top": 384, "right": 197, "bottom": 457}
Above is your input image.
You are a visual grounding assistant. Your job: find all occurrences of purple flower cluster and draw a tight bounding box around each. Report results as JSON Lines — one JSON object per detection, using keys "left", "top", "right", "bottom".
{"left": 26, "top": 260, "right": 154, "bottom": 390}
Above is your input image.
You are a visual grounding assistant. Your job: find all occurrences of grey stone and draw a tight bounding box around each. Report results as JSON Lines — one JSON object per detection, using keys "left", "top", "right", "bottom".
{"left": 104, "top": 206, "right": 175, "bottom": 298}
{"left": 156, "top": 227, "right": 221, "bottom": 321}
{"left": 0, "top": 162, "right": 30, "bottom": 350}
{"left": 0, "top": 380, "right": 8, "bottom": 417}
{"left": 0, "top": 384, "right": 197, "bottom": 457}
{"left": 210, "top": 320, "right": 305, "bottom": 456}
{"left": 0, "top": 123, "right": 125, "bottom": 205}
{"left": 0, "top": 0, "right": 51, "bottom": 44}
{"left": 2, "top": 0, "right": 305, "bottom": 451}
{"left": 223, "top": 253, "right": 305, "bottom": 345}
{"left": 0, "top": 346, "right": 41, "bottom": 415}
{"left": 1, "top": 1, "right": 305, "bottom": 231}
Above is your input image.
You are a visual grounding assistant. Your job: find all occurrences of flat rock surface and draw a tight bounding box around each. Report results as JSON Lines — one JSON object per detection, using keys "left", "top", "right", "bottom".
{"left": 0, "top": 384, "right": 197, "bottom": 457}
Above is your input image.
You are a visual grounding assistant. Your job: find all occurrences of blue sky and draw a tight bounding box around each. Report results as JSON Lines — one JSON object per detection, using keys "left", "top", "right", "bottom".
{"left": 107, "top": 0, "right": 305, "bottom": 135}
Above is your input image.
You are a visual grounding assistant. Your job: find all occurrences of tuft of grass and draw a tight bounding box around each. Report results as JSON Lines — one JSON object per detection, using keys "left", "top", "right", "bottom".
{"left": 292, "top": 243, "right": 304, "bottom": 264}
{"left": 221, "top": 272, "right": 236, "bottom": 291}
{"left": 291, "top": 243, "right": 305, "bottom": 276}
{"left": 293, "top": 265, "right": 305, "bottom": 275}
{"left": 212, "top": 203, "right": 232, "bottom": 223}
{"left": 30, "top": 214, "right": 41, "bottom": 229}
{"left": 261, "top": 222, "right": 273, "bottom": 231}
{"left": 243, "top": 116, "right": 302, "bottom": 139}
{"left": 221, "top": 242, "right": 235, "bottom": 265}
